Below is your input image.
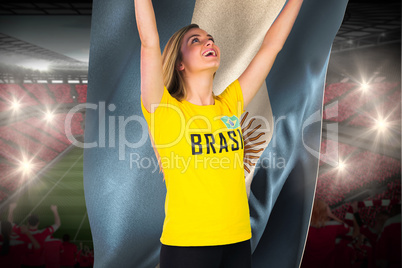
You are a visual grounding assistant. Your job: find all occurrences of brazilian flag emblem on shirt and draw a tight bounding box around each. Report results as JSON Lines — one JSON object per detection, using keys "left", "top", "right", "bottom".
{"left": 221, "top": 115, "right": 240, "bottom": 129}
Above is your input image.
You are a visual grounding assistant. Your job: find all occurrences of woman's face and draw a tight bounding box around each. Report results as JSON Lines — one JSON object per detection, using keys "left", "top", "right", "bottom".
{"left": 179, "top": 28, "right": 220, "bottom": 75}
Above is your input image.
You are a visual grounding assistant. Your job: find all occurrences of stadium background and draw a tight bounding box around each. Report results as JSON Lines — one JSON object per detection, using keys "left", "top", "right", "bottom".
{"left": 0, "top": 0, "right": 400, "bottom": 252}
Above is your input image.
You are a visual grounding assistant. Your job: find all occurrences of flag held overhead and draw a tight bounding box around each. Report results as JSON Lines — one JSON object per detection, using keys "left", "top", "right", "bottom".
{"left": 85, "top": 0, "right": 348, "bottom": 267}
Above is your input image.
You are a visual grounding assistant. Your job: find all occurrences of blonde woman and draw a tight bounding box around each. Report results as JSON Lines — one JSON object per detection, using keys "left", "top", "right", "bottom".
{"left": 135, "top": 0, "right": 303, "bottom": 267}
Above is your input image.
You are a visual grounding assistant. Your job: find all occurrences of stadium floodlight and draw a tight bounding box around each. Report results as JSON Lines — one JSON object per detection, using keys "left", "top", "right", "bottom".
{"left": 37, "top": 80, "right": 48, "bottom": 83}
{"left": 360, "top": 83, "right": 369, "bottom": 92}
{"left": 18, "top": 60, "right": 50, "bottom": 72}
{"left": 337, "top": 160, "right": 346, "bottom": 172}
{"left": 82, "top": 80, "right": 88, "bottom": 84}
{"left": 45, "top": 111, "right": 54, "bottom": 122}
{"left": 11, "top": 100, "right": 21, "bottom": 111}
{"left": 375, "top": 118, "right": 388, "bottom": 131}
{"left": 52, "top": 80, "right": 63, "bottom": 84}
{"left": 19, "top": 159, "right": 33, "bottom": 175}
{"left": 68, "top": 80, "right": 80, "bottom": 84}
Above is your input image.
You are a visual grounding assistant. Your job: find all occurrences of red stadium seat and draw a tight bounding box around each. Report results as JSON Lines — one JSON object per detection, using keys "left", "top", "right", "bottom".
{"left": 0, "top": 84, "right": 39, "bottom": 109}
{"left": 23, "top": 84, "right": 56, "bottom": 105}
{"left": 323, "top": 82, "right": 356, "bottom": 105}
{"left": 48, "top": 84, "right": 74, "bottom": 103}
{"left": 75, "top": 84, "right": 88, "bottom": 103}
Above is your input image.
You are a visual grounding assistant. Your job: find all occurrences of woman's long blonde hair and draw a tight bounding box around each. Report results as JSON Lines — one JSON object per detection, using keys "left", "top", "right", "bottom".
{"left": 162, "top": 24, "right": 200, "bottom": 101}
{"left": 310, "top": 199, "right": 328, "bottom": 228}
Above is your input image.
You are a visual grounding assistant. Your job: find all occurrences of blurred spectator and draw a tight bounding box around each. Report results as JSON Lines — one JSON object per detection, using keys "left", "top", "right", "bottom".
{"left": 77, "top": 243, "right": 92, "bottom": 268}
{"left": 44, "top": 235, "right": 63, "bottom": 268}
{"left": 0, "top": 221, "right": 40, "bottom": 268}
{"left": 351, "top": 201, "right": 389, "bottom": 248}
{"left": 301, "top": 199, "right": 351, "bottom": 268}
{"left": 337, "top": 232, "right": 374, "bottom": 268}
{"left": 60, "top": 234, "right": 77, "bottom": 268}
{"left": 375, "top": 204, "right": 401, "bottom": 268}
{"left": 332, "top": 204, "right": 361, "bottom": 268}
{"left": 89, "top": 248, "right": 94, "bottom": 267}
{"left": 354, "top": 234, "right": 373, "bottom": 268}
{"left": 8, "top": 203, "right": 61, "bottom": 268}
{"left": 351, "top": 201, "right": 389, "bottom": 268}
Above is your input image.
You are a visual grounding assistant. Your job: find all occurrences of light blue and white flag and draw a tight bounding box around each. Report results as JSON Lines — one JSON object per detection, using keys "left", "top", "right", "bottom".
{"left": 84, "top": 0, "right": 348, "bottom": 267}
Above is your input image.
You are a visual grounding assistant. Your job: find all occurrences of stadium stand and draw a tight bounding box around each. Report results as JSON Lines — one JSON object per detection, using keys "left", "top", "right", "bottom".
{"left": 332, "top": 181, "right": 400, "bottom": 227}
{"left": 0, "top": 139, "right": 22, "bottom": 161}
{"left": 316, "top": 149, "right": 400, "bottom": 207}
{"left": 0, "top": 189, "right": 8, "bottom": 202}
{"left": 358, "top": 184, "right": 401, "bottom": 227}
{"left": 0, "top": 126, "right": 59, "bottom": 162}
{"left": 23, "top": 83, "right": 56, "bottom": 105}
{"left": 323, "top": 82, "right": 399, "bottom": 122}
{"left": 0, "top": 84, "right": 39, "bottom": 108}
{"left": 347, "top": 151, "right": 400, "bottom": 184}
{"left": 12, "top": 121, "right": 69, "bottom": 153}
{"left": 48, "top": 84, "right": 74, "bottom": 103}
{"left": 75, "top": 84, "right": 88, "bottom": 103}
{"left": 319, "top": 139, "right": 357, "bottom": 166}
{"left": 348, "top": 88, "right": 401, "bottom": 127}
{"left": 27, "top": 117, "right": 73, "bottom": 145}
{"left": 52, "top": 113, "right": 84, "bottom": 136}
{"left": 323, "top": 82, "right": 356, "bottom": 105}
{"left": 366, "top": 82, "right": 399, "bottom": 96}
{"left": 0, "top": 83, "right": 87, "bottom": 201}
{"left": 324, "top": 90, "right": 373, "bottom": 122}
{"left": 0, "top": 99, "right": 9, "bottom": 111}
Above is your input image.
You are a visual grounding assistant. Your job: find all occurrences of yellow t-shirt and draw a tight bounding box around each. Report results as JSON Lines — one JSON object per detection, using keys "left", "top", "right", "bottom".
{"left": 141, "top": 80, "right": 251, "bottom": 246}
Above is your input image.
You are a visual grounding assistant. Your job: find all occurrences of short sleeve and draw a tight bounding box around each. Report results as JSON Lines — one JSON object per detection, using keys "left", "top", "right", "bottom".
{"left": 50, "top": 224, "right": 59, "bottom": 233}
{"left": 217, "top": 79, "right": 244, "bottom": 115}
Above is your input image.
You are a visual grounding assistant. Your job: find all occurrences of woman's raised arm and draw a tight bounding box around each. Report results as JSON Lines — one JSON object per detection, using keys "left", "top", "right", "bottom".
{"left": 135, "top": 0, "right": 164, "bottom": 112}
{"left": 238, "top": 0, "right": 303, "bottom": 109}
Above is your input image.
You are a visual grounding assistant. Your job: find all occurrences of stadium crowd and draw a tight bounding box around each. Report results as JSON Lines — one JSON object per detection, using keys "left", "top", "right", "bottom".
{"left": 1, "top": 198, "right": 399, "bottom": 268}
{"left": 301, "top": 198, "right": 401, "bottom": 268}
{"left": 0, "top": 203, "right": 94, "bottom": 268}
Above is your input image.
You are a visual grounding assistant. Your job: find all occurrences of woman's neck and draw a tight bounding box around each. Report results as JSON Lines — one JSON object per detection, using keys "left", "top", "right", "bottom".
{"left": 183, "top": 72, "right": 215, "bottom": 105}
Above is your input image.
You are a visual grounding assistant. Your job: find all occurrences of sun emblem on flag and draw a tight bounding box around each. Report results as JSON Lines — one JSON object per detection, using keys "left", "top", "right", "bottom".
{"left": 241, "top": 112, "right": 267, "bottom": 174}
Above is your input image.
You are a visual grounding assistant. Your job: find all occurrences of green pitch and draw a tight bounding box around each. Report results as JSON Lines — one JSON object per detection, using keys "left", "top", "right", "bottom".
{"left": 2, "top": 146, "right": 92, "bottom": 248}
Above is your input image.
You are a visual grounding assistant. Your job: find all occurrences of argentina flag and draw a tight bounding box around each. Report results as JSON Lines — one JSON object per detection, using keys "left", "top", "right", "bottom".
{"left": 84, "top": 0, "right": 349, "bottom": 267}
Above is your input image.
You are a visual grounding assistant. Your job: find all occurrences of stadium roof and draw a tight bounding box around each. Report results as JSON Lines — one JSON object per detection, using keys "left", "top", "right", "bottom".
{"left": 332, "top": 2, "right": 400, "bottom": 52}
{"left": 0, "top": 1, "right": 92, "bottom": 15}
